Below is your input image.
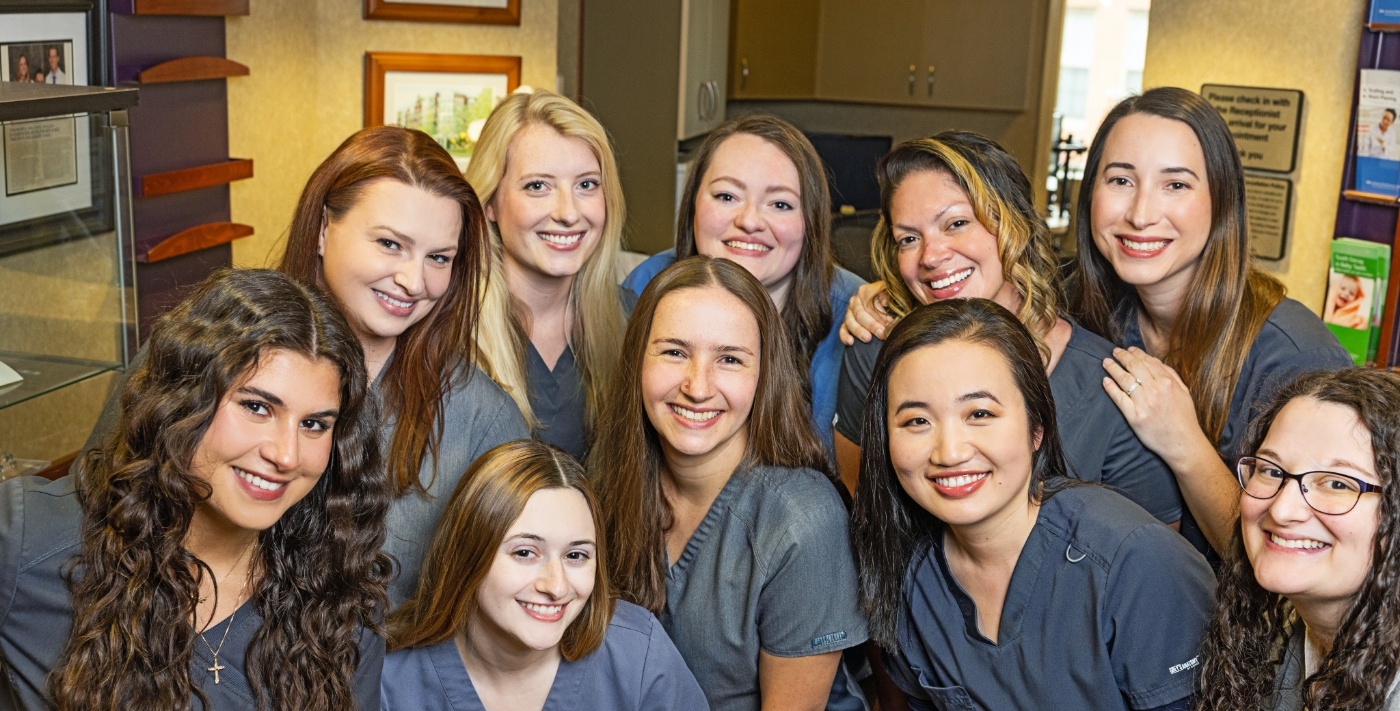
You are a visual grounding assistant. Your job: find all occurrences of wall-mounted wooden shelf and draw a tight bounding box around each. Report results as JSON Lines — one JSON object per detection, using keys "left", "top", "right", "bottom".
{"left": 134, "top": 56, "right": 249, "bottom": 84}
{"left": 139, "top": 158, "right": 252, "bottom": 198}
{"left": 112, "top": 0, "right": 250, "bottom": 15}
{"left": 138, "top": 222, "right": 254, "bottom": 263}
{"left": 1343, "top": 189, "right": 1400, "bottom": 206}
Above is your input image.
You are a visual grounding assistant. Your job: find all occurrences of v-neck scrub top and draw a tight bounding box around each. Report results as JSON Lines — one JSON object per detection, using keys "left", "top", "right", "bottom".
{"left": 884, "top": 486, "right": 1213, "bottom": 711}
{"left": 0, "top": 475, "right": 384, "bottom": 709}
{"left": 661, "top": 464, "right": 868, "bottom": 711}
{"left": 380, "top": 600, "right": 708, "bottom": 710}
{"left": 836, "top": 319, "right": 1184, "bottom": 523}
{"left": 524, "top": 342, "right": 588, "bottom": 461}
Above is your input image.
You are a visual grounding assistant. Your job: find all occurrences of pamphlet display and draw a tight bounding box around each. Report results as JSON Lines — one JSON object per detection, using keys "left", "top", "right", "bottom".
{"left": 1324, "top": 237, "right": 1392, "bottom": 365}
{"left": 1355, "top": 69, "right": 1400, "bottom": 197}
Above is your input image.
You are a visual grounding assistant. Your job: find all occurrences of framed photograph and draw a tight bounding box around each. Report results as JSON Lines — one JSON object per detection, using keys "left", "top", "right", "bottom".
{"left": 364, "top": 0, "right": 520, "bottom": 26}
{"left": 0, "top": 12, "right": 93, "bottom": 237}
{"left": 365, "top": 51, "right": 521, "bottom": 171}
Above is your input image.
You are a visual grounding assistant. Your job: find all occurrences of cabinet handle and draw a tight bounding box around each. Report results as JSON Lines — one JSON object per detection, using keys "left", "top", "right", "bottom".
{"left": 741, "top": 58, "right": 749, "bottom": 90}
{"left": 705, "top": 80, "right": 716, "bottom": 120}
{"left": 698, "top": 81, "right": 709, "bottom": 120}
{"left": 908, "top": 64, "right": 916, "bottom": 96}
{"left": 927, "top": 65, "right": 935, "bottom": 97}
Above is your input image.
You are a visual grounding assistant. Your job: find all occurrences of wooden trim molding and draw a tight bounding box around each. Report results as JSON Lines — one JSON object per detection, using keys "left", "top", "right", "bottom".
{"left": 138, "top": 222, "right": 254, "bottom": 263}
{"left": 135, "top": 56, "right": 249, "bottom": 84}
{"left": 139, "top": 158, "right": 253, "bottom": 198}
{"left": 363, "top": 0, "right": 520, "bottom": 26}
{"left": 117, "top": 0, "right": 251, "bottom": 15}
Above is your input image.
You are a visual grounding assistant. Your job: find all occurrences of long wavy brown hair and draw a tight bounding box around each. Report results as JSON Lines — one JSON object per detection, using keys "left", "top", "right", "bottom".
{"left": 589, "top": 255, "right": 834, "bottom": 614}
{"left": 280, "top": 125, "right": 489, "bottom": 495}
{"left": 1197, "top": 368, "right": 1400, "bottom": 710}
{"left": 1066, "top": 87, "right": 1285, "bottom": 442}
{"left": 388, "top": 440, "right": 612, "bottom": 660}
{"left": 674, "top": 114, "right": 836, "bottom": 372}
{"left": 53, "top": 269, "right": 392, "bottom": 710}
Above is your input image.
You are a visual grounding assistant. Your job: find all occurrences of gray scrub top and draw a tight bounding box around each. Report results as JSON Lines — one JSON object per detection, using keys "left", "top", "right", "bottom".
{"left": 0, "top": 476, "right": 383, "bottom": 710}
{"left": 661, "top": 464, "right": 869, "bottom": 711}
{"left": 381, "top": 601, "right": 709, "bottom": 711}
{"left": 525, "top": 343, "right": 588, "bottom": 461}
{"left": 835, "top": 319, "right": 1183, "bottom": 523}
{"left": 384, "top": 360, "right": 529, "bottom": 606}
{"left": 885, "top": 486, "right": 1213, "bottom": 711}
{"left": 1119, "top": 297, "right": 1351, "bottom": 552}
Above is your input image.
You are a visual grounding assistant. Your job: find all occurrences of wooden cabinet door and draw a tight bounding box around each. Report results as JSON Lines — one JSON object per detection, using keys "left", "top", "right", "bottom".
{"left": 921, "top": 0, "right": 1037, "bottom": 110}
{"left": 728, "top": 0, "right": 819, "bottom": 99}
{"left": 816, "top": 0, "right": 925, "bottom": 104}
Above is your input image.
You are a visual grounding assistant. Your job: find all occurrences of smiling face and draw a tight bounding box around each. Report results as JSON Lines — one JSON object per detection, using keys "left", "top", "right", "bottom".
{"left": 642, "top": 285, "right": 761, "bottom": 473}
{"left": 488, "top": 123, "right": 606, "bottom": 287}
{"left": 16, "top": 54, "right": 28, "bottom": 80}
{"left": 887, "top": 339, "right": 1040, "bottom": 531}
{"left": 47, "top": 47, "right": 59, "bottom": 73}
{"left": 692, "top": 133, "right": 806, "bottom": 306}
{"left": 891, "top": 170, "right": 1020, "bottom": 312}
{"left": 472, "top": 487, "right": 598, "bottom": 655}
{"left": 189, "top": 349, "right": 341, "bottom": 537}
{"left": 1090, "top": 113, "right": 1213, "bottom": 300}
{"left": 317, "top": 178, "right": 461, "bottom": 356}
{"left": 1241, "top": 397, "right": 1382, "bottom": 618}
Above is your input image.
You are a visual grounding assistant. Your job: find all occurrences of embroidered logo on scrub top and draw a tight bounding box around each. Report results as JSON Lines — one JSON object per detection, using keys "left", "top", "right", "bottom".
{"left": 811, "top": 631, "right": 848, "bottom": 649}
{"left": 1169, "top": 656, "right": 1200, "bottom": 675}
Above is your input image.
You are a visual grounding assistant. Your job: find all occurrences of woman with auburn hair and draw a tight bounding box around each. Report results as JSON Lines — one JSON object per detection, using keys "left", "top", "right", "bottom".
{"left": 80, "top": 126, "right": 528, "bottom": 604}
{"left": 833, "top": 132, "right": 1180, "bottom": 526}
{"left": 1197, "top": 368, "right": 1400, "bottom": 710}
{"left": 622, "top": 114, "right": 864, "bottom": 453}
{"left": 594, "top": 255, "right": 867, "bottom": 711}
{"left": 382, "top": 440, "right": 706, "bottom": 711}
{"left": 0, "top": 269, "right": 390, "bottom": 710}
{"left": 465, "top": 90, "right": 627, "bottom": 460}
{"left": 853, "top": 298, "right": 1212, "bottom": 711}
{"left": 1065, "top": 87, "right": 1350, "bottom": 555}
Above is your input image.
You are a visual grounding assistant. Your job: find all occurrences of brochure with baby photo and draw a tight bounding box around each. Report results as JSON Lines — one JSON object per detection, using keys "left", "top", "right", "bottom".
{"left": 1356, "top": 70, "right": 1400, "bottom": 197}
{"left": 1325, "top": 237, "right": 1391, "bottom": 366}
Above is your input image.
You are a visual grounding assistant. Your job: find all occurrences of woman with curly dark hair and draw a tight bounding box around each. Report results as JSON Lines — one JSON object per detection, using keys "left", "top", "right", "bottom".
{"left": 1197, "top": 368, "right": 1400, "bottom": 710}
{"left": 0, "top": 268, "right": 391, "bottom": 710}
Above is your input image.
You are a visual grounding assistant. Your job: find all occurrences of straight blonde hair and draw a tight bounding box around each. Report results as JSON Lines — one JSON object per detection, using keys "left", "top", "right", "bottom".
{"left": 466, "top": 91, "right": 626, "bottom": 434}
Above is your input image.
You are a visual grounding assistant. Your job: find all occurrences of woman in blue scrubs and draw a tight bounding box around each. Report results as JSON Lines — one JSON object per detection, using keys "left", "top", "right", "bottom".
{"left": 852, "top": 297, "right": 1213, "bottom": 711}
{"left": 383, "top": 440, "right": 706, "bottom": 711}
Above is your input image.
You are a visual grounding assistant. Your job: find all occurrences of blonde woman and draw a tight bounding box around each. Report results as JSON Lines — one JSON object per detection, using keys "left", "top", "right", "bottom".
{"left": 467, "top": 91, "right": 628, "bottom": 460}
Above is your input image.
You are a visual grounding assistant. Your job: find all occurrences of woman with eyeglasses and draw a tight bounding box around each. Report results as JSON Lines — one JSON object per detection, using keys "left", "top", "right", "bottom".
{"left": 1197, "top": 368, "right": 1400, "bottom": 710}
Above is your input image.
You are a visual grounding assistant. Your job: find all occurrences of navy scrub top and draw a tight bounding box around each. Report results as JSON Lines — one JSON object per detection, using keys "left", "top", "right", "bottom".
{"left": 885, "top": 485, "right": 1213, "bottom": 711}
{"left": 380, "top": 600, "right": 709, "bottom": 711}
{"left": 525, "top": 342, "right": 588, "bottom": 461}
{"left": 836, "top": 319, "right": 1183, "bottom": 523}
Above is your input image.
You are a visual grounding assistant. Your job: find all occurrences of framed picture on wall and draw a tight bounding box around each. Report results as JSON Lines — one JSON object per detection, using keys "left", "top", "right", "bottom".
{"left": 365, "top": 51, "right": 521, "bottom": 171}
{"left": 0, "top": 11, "right": 93, "bottom": 236}
{"left": 363, "top": 0, "right": 520, "bottom": 26}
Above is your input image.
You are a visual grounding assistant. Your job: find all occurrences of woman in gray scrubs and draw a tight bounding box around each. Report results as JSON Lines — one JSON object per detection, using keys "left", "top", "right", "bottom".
{"left": 592, "top": 256, "right": 868, "bottom": 711}
{"left": 852, "top": 298, "right": 1213, "bottom": 711}
{"left": 1197, "top": 369, "right": 1400, "bottom": 710}
{"left": 383, "top": 440, "right": 706, "bottom": 711}
{"left": 78, "top": 127, "right": 529, "bottom": 606}
{"left": 833, "top": 132, "right": 1182, "bottom": 527}
{"left": 0, "top": 269, "right": 390, "bottom": 710}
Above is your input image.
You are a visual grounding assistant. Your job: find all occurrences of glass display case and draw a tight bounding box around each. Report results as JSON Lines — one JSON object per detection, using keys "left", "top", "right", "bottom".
{"left": 0, "top": 82, "right": 139, "bottom": 477}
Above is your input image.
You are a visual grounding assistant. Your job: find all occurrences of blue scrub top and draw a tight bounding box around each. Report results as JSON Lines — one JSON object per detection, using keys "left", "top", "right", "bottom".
{"left": 381, "top": 600, "right": 709, "bottom": 711}
{"left": 885, "top": 485, "right": 1214, "bottom": 711}
{"left": 623, "top": 249, "right": 863, "bottom": 453}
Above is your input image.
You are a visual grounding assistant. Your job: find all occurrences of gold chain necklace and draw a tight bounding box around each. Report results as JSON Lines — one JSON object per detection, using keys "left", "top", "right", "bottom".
{"left": 196, "top": 540, "right": 257, "bottom": 685}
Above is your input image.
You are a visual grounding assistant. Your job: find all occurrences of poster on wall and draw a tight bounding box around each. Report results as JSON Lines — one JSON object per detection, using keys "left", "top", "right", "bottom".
{"left": 364, "top": 52, "right": 521, "bottom": 172}
{"left": 1355, "top": 69, "right": 1400, "bottom": 198}
{"left": 0, "top": 13, "right": 91, "bottom": 230}
{"left": 1372, "top": 0, "right": 1400, "bottom": 27}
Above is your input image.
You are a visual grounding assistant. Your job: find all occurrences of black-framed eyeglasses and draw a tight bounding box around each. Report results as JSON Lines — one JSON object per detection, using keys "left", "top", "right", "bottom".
{"left": 1236, "top": 455, "right": 1385, "bottom": 515}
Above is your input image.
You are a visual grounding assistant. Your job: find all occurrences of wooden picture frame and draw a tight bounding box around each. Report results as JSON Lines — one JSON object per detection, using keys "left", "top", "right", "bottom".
{"left": 365, "top": 51, "right": 520, "bottom": 170}
{"left": 363, "top": 0, "right": 520, "bottom": 26}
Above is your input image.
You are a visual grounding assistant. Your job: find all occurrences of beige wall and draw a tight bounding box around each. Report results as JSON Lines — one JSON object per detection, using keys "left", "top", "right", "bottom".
{"left": 1143, "top": 0, "right": 1364, "bottom": 313}
{"left": 226, "top": 0, "right": 559, "bottom": 267}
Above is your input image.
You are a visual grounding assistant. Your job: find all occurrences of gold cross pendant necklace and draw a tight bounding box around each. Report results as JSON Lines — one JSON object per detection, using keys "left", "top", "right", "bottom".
{"left": 197, "top": 540, "right": 257, "bottom": 685}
